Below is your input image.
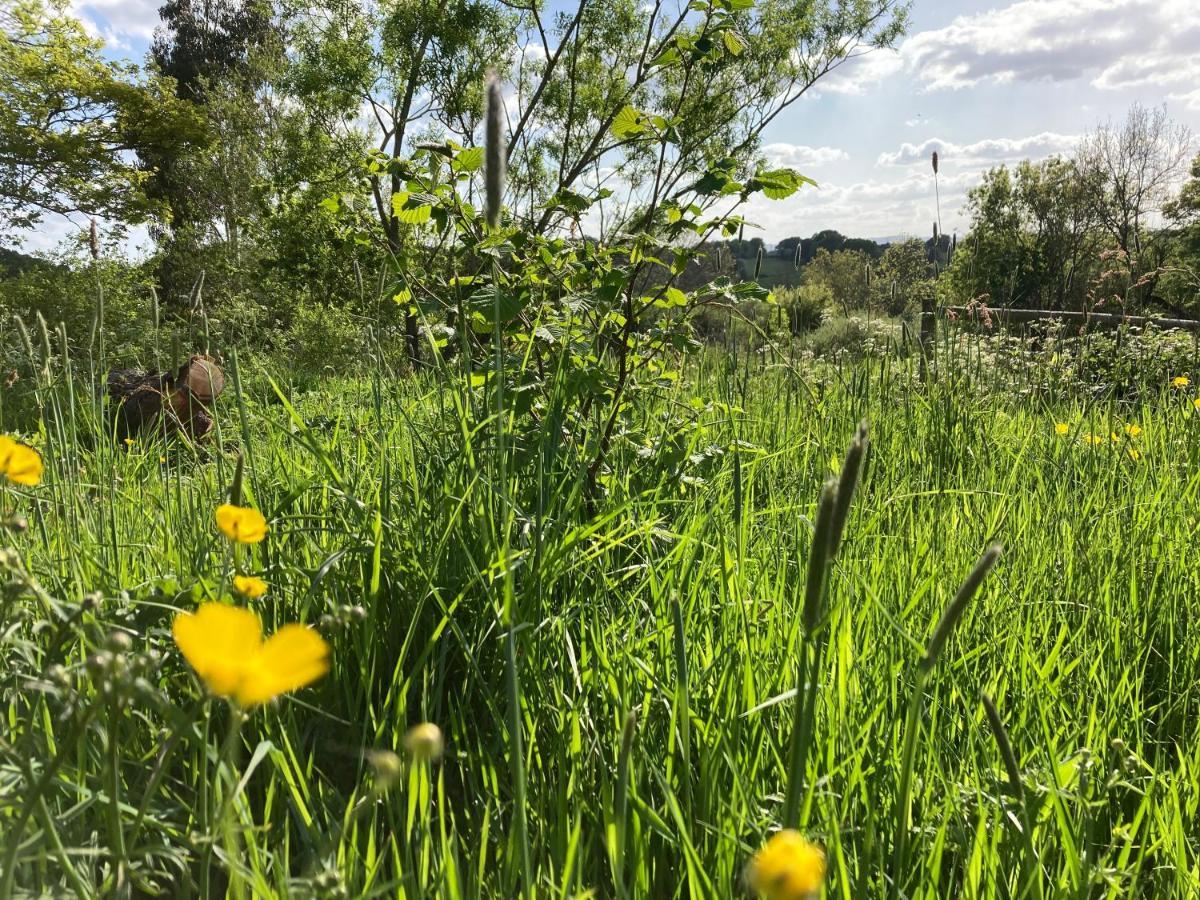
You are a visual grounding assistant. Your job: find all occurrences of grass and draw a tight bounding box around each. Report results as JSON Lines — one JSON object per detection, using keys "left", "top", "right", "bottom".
{"left": 2, "top": 341, "right": 1200, "bottom": 897}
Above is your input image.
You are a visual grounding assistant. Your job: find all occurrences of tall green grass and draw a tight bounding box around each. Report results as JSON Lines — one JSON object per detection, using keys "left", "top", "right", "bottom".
{"left": 2, "top": 342, "right": 1200, "bottom": 897}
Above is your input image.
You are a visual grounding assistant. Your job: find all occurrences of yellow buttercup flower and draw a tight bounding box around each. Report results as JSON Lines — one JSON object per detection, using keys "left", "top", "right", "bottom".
{"left": 0, "top": 436, "right": 43, "bottom": 486}
{"left": 1054, "top": 423, "right": 1069, "bottom": 435}
{"left": 1124, "top": 424, "right": 1142, "bottom": 438}
{"left": 172, "top": 603, "right": 329, "bottom": 706}
{"left": 1083, "top": 434, "right": 1105, "bottom": 446}
{"left": 1193, "top": 398, "right": 1200, "bottom": 411}
{"left": 215, "top": 504, "right": 268, "bottom": 544}
{"left": 745, "top": 831, "right": 825, "bottom": 900}
{"left": 1128, "top": 448, "right": 1142, "bottom": 461}
{"left": 1173, "top": 376, "right": 1190, "bottom": 388}
{"left": 233, "top": 575, "right": 268, "bottom": 599}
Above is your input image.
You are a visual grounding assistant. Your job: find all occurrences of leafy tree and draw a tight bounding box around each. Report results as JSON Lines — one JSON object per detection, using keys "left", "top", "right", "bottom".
{"left": 152, "top": 0, "right": 277, "bottom": 100}
{"left": 286, "top": 0, "right": 514, "bottom": 361}
{"left": 1160, "top": 152, "right": 1200, "bottom": 313}
{"left": 804, "top": 247, "right": 872, "bottom": 314}
{"left": 872, "top": 238, "right": 928, "bottom": 315}
{"left": 0, "top": 0, "right": 203, "bottom": 233}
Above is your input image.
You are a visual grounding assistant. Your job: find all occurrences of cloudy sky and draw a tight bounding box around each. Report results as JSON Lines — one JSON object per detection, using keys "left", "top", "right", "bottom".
{"left": 747, "top": 0, "right": 1200, "bottom": 243}
{"left": 37, "top": 0, "right": 1200, "bottom": 251}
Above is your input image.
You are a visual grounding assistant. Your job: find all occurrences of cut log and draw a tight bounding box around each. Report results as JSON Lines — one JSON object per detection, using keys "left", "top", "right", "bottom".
{"left": 107, "top": 355, "right": 225, "bottom": 440}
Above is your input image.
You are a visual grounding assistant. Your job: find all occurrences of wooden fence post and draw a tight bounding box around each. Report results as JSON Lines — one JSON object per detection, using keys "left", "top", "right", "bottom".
{"left": 919, "top": 292, "right": 936, "bottom": 383}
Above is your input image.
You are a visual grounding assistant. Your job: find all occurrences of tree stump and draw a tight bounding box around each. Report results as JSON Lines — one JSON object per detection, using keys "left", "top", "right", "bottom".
{"left": 107, "top": 355, "right": 225, "bottom": 440}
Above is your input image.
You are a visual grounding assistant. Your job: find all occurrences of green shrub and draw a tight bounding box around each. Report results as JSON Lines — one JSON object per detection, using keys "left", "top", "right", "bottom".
{"left": 776, "top": 283, "right": 831, "bottom": 334}
{"left": 806, "top": 314, "right": 898, "bottom": 359}
{"left": 285, "top": 302, "right": 367, "bottom": 375}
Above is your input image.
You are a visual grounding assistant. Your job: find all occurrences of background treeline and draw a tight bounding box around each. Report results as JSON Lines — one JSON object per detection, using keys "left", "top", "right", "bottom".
{"left": 0, "top": 0, "right": 908, "bottom": 373}
{"left": 2, "top": 0, "right": 1198, "bottom": 377}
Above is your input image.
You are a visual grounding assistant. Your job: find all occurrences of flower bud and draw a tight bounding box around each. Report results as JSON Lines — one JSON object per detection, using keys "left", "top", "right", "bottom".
{"left": 404, "top": 723, "right": 444, "bottom": 762}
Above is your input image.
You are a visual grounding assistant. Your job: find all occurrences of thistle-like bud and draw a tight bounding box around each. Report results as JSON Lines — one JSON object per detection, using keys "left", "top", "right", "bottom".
{"left": 367, "top": 749, "right": 403, "bottom": 788}
{"left": 484, "top": 73, "right": 505, "bottom": 229}
{"left": 404, "top": 722, "right": 444, "bottom": 762}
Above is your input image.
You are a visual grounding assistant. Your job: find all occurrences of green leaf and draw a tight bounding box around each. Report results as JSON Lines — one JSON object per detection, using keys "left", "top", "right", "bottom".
{"left": 648, "top": 45, "right": 681, "bottom": 68}
{"left": 396, "top": 203, "right": 432, "bottom": 225}
{"left": 747, "top": 168, "right": 816, "bottom": 200}
{"left": 611, "top": 106, "right": 646, "bottom": 140}
{"left": 722, "top": 30, "right": 747, "bottom": 56}
{"left": 453, "top": 147, "right": 484, "bottom": 173}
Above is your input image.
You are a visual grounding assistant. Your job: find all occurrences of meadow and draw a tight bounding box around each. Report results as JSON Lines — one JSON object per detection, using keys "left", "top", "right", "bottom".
{"left": 3, "top": 335, "right": 1200, "bottom": 898}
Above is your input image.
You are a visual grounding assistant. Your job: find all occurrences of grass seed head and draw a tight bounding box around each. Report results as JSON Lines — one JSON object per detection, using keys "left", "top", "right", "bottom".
{"left": 485, "top": 72, "right": 506, "bottom": 229}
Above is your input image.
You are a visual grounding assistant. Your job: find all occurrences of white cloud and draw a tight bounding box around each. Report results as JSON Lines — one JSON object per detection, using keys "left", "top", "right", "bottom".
{"left": 761, "top": 143, "right": 848, "bottom": 168}
{"left": 877, "top": 133, "right": 1080, "bottom": 168}
{"left": 828, "top": 0, "right": 1200, "bottom": 95}
{"left": 742, "top": 168, "right": 981, "bottom": 242}
{"left": 1170, "top": 89, "right": 1200, "bottom": 113}
{"left": 71, "top": 0, "right": 159, "bottom": 44}
{"left": 817, "top": 49, "right": 903, "bottom": 96}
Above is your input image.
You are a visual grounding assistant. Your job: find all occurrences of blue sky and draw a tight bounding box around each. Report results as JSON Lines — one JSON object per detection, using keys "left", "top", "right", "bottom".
{"left": 38, "top": 0, "right": 1200, "bottom": 251}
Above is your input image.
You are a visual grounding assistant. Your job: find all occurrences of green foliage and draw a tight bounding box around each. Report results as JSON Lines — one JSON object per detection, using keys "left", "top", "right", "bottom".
{"left": 804, "top": 313, "right": 897, "bottom": 359}
{"left": 0, "top": 0, "right": 205, "bottom": 231}
{"left": 803, "top": 247, "right": 873, "bottom": 314}
{"left": 775, "top": 282, "right": 830, "bottom": 333}
{"left": 873, "top": 238, "right": 932, "bottom": 315}
{"left": 5, "top": 344, "right": 1200, "bottom": 895}
{"left": 946, "top": 159, "right": 1099, "bottom": 311}
{"left": 285, "top": 301, "right": 369, "bottom": 375}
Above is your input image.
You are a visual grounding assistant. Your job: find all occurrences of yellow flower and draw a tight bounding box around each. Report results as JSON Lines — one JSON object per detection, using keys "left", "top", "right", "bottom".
{"left": 1054, "top": 423, "right": 1069, "bottom": 435}
{"left": 233, "top": 575, "right": 268, "bottom": 599}
{"left": 404, "top": 723, "right": 445, "bottom": 762}
{"left": 1128, "top": 447, "right": 1142, "bottom": 461}
{"left": 1124, "top": 424, "right": 1142, "bottom": 438}
{"left": 1173, "top": 376, "right": 1190, "bottom": 388}
{"left": 0, "top": 436, "right": 43, "bottom": 486}
{"left": 1110, "top": 431, "right": 1120, "bottom": 443}
{"left": 745, "top": 831, "right": 825, "bottom": 900}
{"left": 215, "top": 504, "right": 268, "bottom": 544}
{"left": 1193, "top": 398, "right": 1200, "bottom": 411}
{"left": 1083, "top": 434, "right": 1105, "bottom": 446}
{"left": 172, "top": 603, "right": 329, "bottom": 706}
{"left": 124, "top": 438, "right": 136, "bottom": 447}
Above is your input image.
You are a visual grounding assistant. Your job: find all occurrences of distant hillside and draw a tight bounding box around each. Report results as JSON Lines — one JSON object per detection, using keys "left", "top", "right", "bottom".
{"left": 0, "top": 246, "right": 53, "bottom": 279}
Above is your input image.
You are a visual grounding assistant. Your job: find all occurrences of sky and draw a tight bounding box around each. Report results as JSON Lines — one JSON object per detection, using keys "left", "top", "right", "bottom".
{"left": 29, "top": 0, "right": 1200, "bottom": 252}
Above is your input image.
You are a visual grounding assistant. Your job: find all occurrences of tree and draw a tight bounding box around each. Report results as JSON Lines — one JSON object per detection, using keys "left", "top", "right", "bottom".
{"left": 286, "top": 0, "right": 908, "bottom": 361}
{"left": 287, "top": 0, "right": 513, "bottom": 361}
{"left": 0, "top": 0, "right": 203, "bottom": 233}
{"left": 152, "top": 0, "right": 277, "bottom": 101}
{"left": 1078, "top": 103, "right": 1192, "bottom": 301}
{"left": 804, "top": 247, "right": 872, "bottom": 314}
{"left": 872, "top": 238, "right": 928, "bottom": 314}
{"left": 1160, "top": 152, "right": 1200, "bottom": 314}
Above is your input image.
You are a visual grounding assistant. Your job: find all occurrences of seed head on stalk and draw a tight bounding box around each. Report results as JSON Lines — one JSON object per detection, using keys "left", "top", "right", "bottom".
{"left": 485, "top": 72, "right": 505, "bottom": 229}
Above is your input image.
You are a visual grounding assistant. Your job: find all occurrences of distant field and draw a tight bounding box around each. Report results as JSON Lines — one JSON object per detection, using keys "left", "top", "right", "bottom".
{"left": 735, "top": 253, "right": 804, "bottom": 289}
{"left": 2, "top": 345, "right": 1199, "bottom": 896}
